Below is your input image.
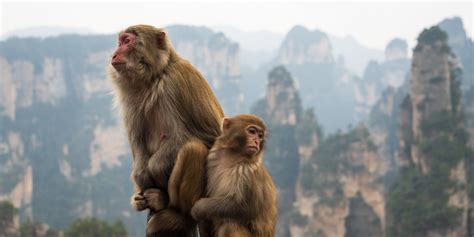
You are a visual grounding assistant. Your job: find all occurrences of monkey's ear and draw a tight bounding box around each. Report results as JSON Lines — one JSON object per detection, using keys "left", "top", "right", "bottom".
{"left": 221, "top": 117, "right": 231, "bottom": 132}
{"left": 156, "top": 31, "right": 166, "bottom": 47}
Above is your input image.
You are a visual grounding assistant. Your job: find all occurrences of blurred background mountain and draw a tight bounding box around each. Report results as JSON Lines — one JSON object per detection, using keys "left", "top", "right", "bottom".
{"left": 0, "top": 14, "right": 473, "bottom": 237}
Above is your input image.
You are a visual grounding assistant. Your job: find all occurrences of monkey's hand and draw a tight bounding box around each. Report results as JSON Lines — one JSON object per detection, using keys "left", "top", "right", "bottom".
{"left": 131, "top": 192, "right": 148, "bottom": 211}
{"left": 143, "top": 188, "right": 167, "bottom": 211}
{"left": 191, "top": 198, "right": 208, "bottom": 221}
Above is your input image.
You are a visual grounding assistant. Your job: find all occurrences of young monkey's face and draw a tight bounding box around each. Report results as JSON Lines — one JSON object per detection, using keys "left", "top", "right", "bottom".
{"left": 245, "top": 125, "right": 264, "bottom": 156}
{"left": 220, "top": 115, "right": 267, "bottom": 157}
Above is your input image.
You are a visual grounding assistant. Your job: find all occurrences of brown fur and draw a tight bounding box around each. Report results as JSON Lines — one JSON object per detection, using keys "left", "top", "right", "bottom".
{"left": 108, "top": 24, "right": 224, "bottom": 237}
{"left": 191, "top": 114, "right": 278, "bottom": 237}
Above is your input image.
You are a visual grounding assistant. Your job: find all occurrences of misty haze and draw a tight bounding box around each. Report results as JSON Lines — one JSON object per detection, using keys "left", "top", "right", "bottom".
{"left": 0, "top": 2, "right": 473, "bottom": 237}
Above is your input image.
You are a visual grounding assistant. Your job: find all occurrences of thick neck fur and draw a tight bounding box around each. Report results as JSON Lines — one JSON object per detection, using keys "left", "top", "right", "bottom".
{"left": 108, "top": 49, "right": 179, "bottom": 114}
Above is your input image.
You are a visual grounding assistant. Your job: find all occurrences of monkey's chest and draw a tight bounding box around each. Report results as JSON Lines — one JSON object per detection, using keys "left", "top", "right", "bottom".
{"left": 143, "top": 114, "right": 169, "bottom": 154}
{"left": 207, "top": 164, "right": 257, "bottom": 197}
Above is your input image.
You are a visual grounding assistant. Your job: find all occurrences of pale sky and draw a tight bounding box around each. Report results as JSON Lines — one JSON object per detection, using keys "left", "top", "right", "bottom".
{"left": 0, "top": 1, "right": 472, "bottom": 50}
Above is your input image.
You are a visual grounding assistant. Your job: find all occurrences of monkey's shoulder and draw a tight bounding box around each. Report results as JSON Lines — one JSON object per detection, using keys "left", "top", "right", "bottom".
{"left": 164, "top": 59, "right": 207, "bottom": 84}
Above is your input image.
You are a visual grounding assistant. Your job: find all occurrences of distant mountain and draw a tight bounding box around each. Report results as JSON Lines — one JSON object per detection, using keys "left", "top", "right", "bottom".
{"left": 1, "top": 26, "right": 94, "bottom": 40}
{"left": 329, "top": 35, "right": 384, "bottom": 76}
{"left": 212, "top": 25, "right": 283, "bottom": 52}
{"left": 438, "top": 17, "right": 474, "bottom": 91}
{"left": 277, "top": 25, "right": 334, "bottom": 65}
{"left": 354, "top": 38, "right": 410, "bottom": 121}
{"left": 212, "top": 25, "right": 284, "bottom": 69}
{"left": 272, "top": 25, "right": 357, "bottom": 133}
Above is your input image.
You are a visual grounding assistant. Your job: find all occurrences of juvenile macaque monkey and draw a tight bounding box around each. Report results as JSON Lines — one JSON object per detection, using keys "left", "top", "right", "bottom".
{"left": 108, "top": 24, "right": 224, "bottom": 236}
{"left": 191, "top": 114, "right": 278, "bottom": 237}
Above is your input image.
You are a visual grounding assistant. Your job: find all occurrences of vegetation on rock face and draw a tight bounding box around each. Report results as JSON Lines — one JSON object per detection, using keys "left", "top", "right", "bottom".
{"left": 386, "top": 167, "right": 463, "bottom": 237}
{"left": 386, "top": 26, "right": 469, "bottom": 237}
{"left": 19, "top": 219, "right": 60, "bottom": 237}
{"left": 0, "top": 34, "right": 137, "bottom": 233}
{"left": 0, "top": 200, "right": 127, "bottom": 237}
{"left": 414, "top": 26, "right": 451, "bottom": 54}
{"left": 0, "top": 35, "right": 115, "bottom": 71}
{"left": 65, "top": 218, "right": 127, "bottom": 237}
{"left": 439, "top": 17, "right": 474, "bottom": 90}
{"left": 251, "top": 66, "right": 304, "bottom": 236}
{"left": 345, "top": 194, "right": 383, "bottom": 237}
{"left": 417, "top": 26, "right": 448, "bottom": 45}
{"left": 300, "top": 125, "right": 377, "bottom": 206}
{"left": 0, "top": 200, "right": 18, "bottom": 236}
{"left": 296, "top": 108, "right": 323, "bottom": 146}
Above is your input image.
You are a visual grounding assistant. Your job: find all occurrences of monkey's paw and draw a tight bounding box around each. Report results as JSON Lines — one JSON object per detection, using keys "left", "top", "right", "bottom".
{"left": 191, "top": 199, "right": 206, "bottom": 221}
{"left": 143, "top": 188, "right": 167, "bottom": 211}
{"left": 131, "top": 192, "right": 148, "bottom": 211}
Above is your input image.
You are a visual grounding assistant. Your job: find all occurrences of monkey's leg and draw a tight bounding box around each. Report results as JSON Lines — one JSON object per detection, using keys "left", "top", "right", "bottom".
{"left": 217, "top": 223, "right": 252, "bottom": 237}
{"left": 147, "top": 140, "right": 208, "bottom": 237}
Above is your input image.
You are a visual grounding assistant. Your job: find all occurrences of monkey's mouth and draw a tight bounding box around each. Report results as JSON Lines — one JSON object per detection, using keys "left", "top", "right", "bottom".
{"left": 247, "top": 146, "right": 259, "bottom": 153}
{"left": 112, "top": 62, "right": 126, "bottom": 71}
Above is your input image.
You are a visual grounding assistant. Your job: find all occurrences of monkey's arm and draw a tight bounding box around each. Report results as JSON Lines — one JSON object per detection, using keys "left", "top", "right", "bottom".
{"left": 191, "top": 196, "right": 257, "bottom": 221}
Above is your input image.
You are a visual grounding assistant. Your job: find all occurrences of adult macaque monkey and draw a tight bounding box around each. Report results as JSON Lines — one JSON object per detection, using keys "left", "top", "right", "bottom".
{"left": 191, "top": 114, "right": 278, "bottom": 237}
{"left": 108, "top": 24, "right": 224, "bottom": 237}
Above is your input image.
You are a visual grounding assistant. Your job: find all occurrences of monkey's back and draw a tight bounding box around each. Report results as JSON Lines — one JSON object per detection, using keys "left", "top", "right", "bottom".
{"left": 161, "top": 57, "right": 224, "bottom": 148}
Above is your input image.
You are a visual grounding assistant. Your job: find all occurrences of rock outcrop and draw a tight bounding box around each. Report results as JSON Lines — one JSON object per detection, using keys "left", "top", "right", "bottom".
{"left": 292, "top": 125, "right": 386, "bottom": 237}
{"left": 386, "top": 26, "right": 469, "bottom": 237}
{"left": 354, "top": 38, "right": 410, "bottom": 120}
{"left": 252, "top": 66, "right": 305, "bottom": 237}
{"left": 439, "top": 17, "right": 473, "bottom": 91}
{"left": 275, "top": 25, "right": 356, "bottom": 133}
{"left": 277, "top": 25, "right": 333, "bottom": 65}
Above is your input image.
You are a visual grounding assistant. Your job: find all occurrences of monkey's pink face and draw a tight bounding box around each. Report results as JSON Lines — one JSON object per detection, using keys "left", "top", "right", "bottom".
{"left": 245, "top": 125, "right": 264, "bottom": 156}
{"left": 111, "top": 33, "right": 136, "bottom": 72}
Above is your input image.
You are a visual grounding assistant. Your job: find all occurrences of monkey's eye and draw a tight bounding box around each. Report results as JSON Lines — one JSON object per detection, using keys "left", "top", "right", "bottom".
{"left": 248, "top": 127, "right": 258, "bottom": 135}
{"left": 124, "top": 38, "right": 130, "bottom": 44}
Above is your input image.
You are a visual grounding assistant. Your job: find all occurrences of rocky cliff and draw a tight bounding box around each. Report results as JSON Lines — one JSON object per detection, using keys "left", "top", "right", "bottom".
{"left": 368, "top": 82, "right": 409, "bottom": 168}
{"left": 439, "top": 17, "right": 473, "bottom": 91}
{"left": 251, "top": 66, "right": 303, "bottom": 237}
{"left": 277, "top": 25, "right": 333, "bottom": 65}
{"left": 274, "top": 25, "right": 357, "bottom": 133}
{"left": 354, "top": 38, "right": 410, "bottom": 120}
{"left": 386, "top": 26, "right": 469, "bottom": 237}
{"left": 293, "top": 125, "right": 386, "bottom": 237}
{"left": 249, "top": 66, "right": 385, "bottom": 237}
